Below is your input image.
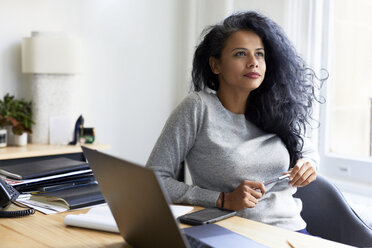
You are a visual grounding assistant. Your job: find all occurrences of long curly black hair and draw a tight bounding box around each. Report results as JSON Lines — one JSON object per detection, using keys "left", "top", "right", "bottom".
{"left": 192, "top": 11, "right": 325, "bottom": 169}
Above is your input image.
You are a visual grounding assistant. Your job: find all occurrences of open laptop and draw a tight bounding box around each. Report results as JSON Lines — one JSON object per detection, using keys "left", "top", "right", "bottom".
{"left": 82, "top": 147, "right": 267, "bottom": 248}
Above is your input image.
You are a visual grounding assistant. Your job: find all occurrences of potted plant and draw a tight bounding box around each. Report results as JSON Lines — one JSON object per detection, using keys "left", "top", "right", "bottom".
{"left": 0, "top": 93, "right": 34, "bottom": 146}
{"left": 0, "top": 97, "right": 10, "bottom": 147}
{"left": 0, "top": 115, "right": 8, "bottom": 147}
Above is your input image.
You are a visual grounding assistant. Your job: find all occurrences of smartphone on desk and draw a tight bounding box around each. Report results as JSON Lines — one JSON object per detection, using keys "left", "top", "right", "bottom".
{"left": 178, "top": 207, "right": 236, "bottom": 226}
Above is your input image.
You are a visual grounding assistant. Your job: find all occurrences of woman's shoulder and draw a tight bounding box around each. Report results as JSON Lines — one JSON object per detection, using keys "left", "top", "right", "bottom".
{"left": 176, "top": 91, "right": 202, "bottom": 110}
{"left": 173, "top": 90, "right": 218, "bottom": 117}
{"left": 179, "top": 90, "right": 212, "bottom": 106}
{"left": 188, "top": 90, "right": 218, "bottom": 105}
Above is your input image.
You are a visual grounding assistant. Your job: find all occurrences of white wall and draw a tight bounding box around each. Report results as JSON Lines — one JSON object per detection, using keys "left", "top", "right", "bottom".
{"left": 0, "top": 0, "right": 189, "bottom": 164}
{"left": 234, "top": 0, "right": 285, "bottom": 25}
{"left": 0, "top": 0, "right": 286, "bottom": 165}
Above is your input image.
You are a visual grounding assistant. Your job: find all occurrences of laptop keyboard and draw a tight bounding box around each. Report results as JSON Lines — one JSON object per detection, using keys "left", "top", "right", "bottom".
{"left": 185, "top": 234, "right": 213, "bottom": 248}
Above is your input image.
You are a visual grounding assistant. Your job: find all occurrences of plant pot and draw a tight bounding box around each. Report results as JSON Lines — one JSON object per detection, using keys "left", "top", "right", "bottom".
{"left": 6, "top": 126, "right": 14, "bottom": 146}
{"left": 6, "top": 126, "right": 28, "bottom": 146}
{"left": 13, "top": 133, "right": 27, "bottom": 146}
{"left": 0, "top": 128, "right": 7, "bottom": 148}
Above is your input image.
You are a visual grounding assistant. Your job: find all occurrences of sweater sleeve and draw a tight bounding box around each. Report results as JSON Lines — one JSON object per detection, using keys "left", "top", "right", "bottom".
{"left": 301, "top": 137, "right": 320, "bottom": 171}
{"left": 146, "top": 93, "right": 220, "bottom": 207}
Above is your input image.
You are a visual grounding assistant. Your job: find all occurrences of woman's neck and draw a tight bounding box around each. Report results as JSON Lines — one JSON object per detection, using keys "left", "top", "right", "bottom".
{"left": 217, "top": 90, "right": 249, "bottom": 115}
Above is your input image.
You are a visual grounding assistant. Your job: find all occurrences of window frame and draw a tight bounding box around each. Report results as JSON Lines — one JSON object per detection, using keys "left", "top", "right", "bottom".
{"left": 317, "top": 0, "right": 372, "bottom": 191}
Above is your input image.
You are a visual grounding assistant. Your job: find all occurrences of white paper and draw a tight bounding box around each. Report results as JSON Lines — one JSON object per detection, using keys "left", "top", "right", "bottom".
{"left": 16, "top": 194, "right": 103, "bottom": 215}
{"left": 64, "top": 204, "right": 194, "bottom": 233}
{"left": 5, "top": 169, "right": 92, "bottom": 186}
{"left": 65, "top": 214, "right": 119, "bottom": 232}
{"left": 49, "top": 116, "right": 74, "bottom": 145}
{"left": 170, "top": 205, "right": 194, "bottom": 218}
{"left": 17, "top": 198, "right": 68, "bottom": 214}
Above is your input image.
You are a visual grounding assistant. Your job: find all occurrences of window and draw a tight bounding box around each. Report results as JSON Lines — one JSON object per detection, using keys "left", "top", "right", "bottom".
{"left": 319, "top": 0, "right": 372, "bottom": 188}
{"left": 329, "top": 0, "right": 372, "bottom": 158}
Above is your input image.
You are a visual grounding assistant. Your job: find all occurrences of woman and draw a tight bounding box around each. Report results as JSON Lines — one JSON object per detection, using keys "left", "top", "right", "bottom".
{"left": 146, "top": 11, "right": 322, "bottom": 233}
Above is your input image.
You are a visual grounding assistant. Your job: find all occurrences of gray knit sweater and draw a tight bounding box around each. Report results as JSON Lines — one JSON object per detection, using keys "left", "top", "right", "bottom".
{"left": 146, "top": 90, "right": 319, "bottom": 231}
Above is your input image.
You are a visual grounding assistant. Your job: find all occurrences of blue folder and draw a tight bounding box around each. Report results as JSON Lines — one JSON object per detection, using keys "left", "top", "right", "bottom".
{"left": 183, "top": 223, "right": 268, "bottom": 248}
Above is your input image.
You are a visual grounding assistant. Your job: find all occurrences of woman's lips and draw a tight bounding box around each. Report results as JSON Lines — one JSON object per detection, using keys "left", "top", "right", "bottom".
{"left": 244, "top": 72, "right": 260, "bottom": 79}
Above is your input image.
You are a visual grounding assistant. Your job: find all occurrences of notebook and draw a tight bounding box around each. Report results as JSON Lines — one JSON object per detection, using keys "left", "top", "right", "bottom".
{"left": 0, "top": 157, "right": 90, "bottom": 180}
{"left": 82, "top": 147, "right": 268, "bottom": 248}
{"left": 30, "top": 182, "right": 105, "bottom": 210}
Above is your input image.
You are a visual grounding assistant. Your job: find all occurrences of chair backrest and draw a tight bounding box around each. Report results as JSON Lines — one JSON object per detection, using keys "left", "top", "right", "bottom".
{"left": 294, "top": 175, "right": 372, "bottom": 247}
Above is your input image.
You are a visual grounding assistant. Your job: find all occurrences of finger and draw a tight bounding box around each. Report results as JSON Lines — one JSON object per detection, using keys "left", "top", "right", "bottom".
{"left": 242, "top": 184, "right": 253, "bottom": 194}
{"left": 259, "top": 182, "right": 266, "bottom": 195}
{"left": 289, "top": 168, "right": 303, "bottom": 186}
{"left": 291, "top": 162, "right": 315, "bottom": 186}
{"left": 290, "top": 161, "right": 309, "bottom": 185}
{"left": 298, "top": 171, "right": 317, "bottom": 187}
{"left": 245, "top": 201, "right": 256, "bottom": 208}
{"left": 254, "top": 181, "right": 266, "bottom": 195}
{"left": 290, "top": 159, "right": 304, "bottom": 178}
{"left": 242, "top": 180, "right": 261, "bottom": 187}
{"left": 283, "top": 171, "right": 291, "bottom": 176}
{"left": 242, "top": 184, "right": 262, "bottom": 198}
{"left": 299, "top": 174, "right": 317, "bottom": 187}
{"left": 250, "top": 181, "right": 266, "bottom": 195}
{"left": 249, "top": 188, "right": 263, "bottom": 199}
{"left": 247, "top": 193, "right": 259, "bottom": 204}
{"left": 289, "top": 166, "right": 300, "bottom": 181}
{"left": 243, "top": 197, "right": 257, "bottom": 208}
{"left": 244, "top": 181, "right": 266, "bottom": 195}
{"left": 292, "top": 168, "right": 312, "bottom": 187}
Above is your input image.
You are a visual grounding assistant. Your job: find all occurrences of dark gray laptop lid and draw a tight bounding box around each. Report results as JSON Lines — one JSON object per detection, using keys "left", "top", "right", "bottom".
{"left": 82, "top": 147, "right": 189, "bottom": 248}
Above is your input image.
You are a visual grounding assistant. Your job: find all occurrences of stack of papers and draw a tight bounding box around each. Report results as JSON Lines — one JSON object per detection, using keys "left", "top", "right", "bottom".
{"left": 0, "top": 157, "right": 90, "bottom": 180}
{"left": 17, "top": 194, "right": 69, "bottom": 214}
{"left": 17, "top": 182, "right": 104, "bottom": 214}
{"left": 64, "top": 204, "right": 194, "bottom": 233}
{"left": 1, "top": 157, "right": 94, "bottom": 193}
{"left": 0, "top": 157, "right": 103, "bottom": 214}
{"left": 3, "top": 169, "right": 93, "bottom": 191}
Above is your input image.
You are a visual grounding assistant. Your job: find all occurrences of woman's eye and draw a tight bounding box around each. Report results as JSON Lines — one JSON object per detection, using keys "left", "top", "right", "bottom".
{"left": 256, "top": 52, "right": 265, "bottom": 57}
{"left": 235, "top": 51, "right": 246, "bottom": 57}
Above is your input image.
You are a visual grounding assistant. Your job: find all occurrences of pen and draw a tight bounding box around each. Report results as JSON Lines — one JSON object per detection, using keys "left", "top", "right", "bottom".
{"left": 264, "top": 174, "right": 290, "bottom": 186}
{"left": 287, "top": 240, "right": 295, "bottom": 248}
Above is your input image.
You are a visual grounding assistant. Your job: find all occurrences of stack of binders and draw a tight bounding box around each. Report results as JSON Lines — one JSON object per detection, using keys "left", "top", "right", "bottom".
{"left": 0, "top": 157, "right": 104, "bottom": 212}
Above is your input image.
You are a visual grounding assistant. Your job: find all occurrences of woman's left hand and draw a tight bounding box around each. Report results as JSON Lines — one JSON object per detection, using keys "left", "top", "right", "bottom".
{"left": 285, "top": 159, "right": 317, "bottom": 187}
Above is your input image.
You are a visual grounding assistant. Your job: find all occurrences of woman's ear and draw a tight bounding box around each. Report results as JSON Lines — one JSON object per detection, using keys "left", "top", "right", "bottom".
{"left": 209, "top": 56, "right": 220, "bottom": 74}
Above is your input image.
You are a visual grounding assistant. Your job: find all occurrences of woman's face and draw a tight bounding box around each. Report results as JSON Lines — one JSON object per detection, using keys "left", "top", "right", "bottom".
{"left": 210, "top": 30, "right": 266, "bottom": 94}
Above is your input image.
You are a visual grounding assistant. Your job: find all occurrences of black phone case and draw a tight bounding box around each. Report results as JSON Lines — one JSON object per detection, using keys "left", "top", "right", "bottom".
{"left": 178, "top": 207, "right": 236, "bottom": 225}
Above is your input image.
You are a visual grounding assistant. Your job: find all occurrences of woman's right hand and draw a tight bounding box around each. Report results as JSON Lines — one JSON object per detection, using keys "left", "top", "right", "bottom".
{"left": 224, "top": 180, "right": 266, "bottom": 211}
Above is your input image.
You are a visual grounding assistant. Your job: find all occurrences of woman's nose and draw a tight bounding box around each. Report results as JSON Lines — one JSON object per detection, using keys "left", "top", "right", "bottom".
{"left": 247, "top": 55, "right": 258, "bottom": 68}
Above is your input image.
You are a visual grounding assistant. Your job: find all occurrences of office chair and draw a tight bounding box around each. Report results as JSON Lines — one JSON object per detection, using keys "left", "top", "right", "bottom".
{"left": 294, "top": 175, "right": 372, "bottom": 247}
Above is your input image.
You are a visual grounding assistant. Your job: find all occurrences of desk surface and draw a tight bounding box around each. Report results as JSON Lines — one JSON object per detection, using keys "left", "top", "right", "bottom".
{"left": 0, "top": 145, "right": 353, "bottom": 247}
{"left": 0, "top": 206, "right": 352, "bottom": 248}
{"left": 0, "top": 143, "right": 110, "bottom": 160}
